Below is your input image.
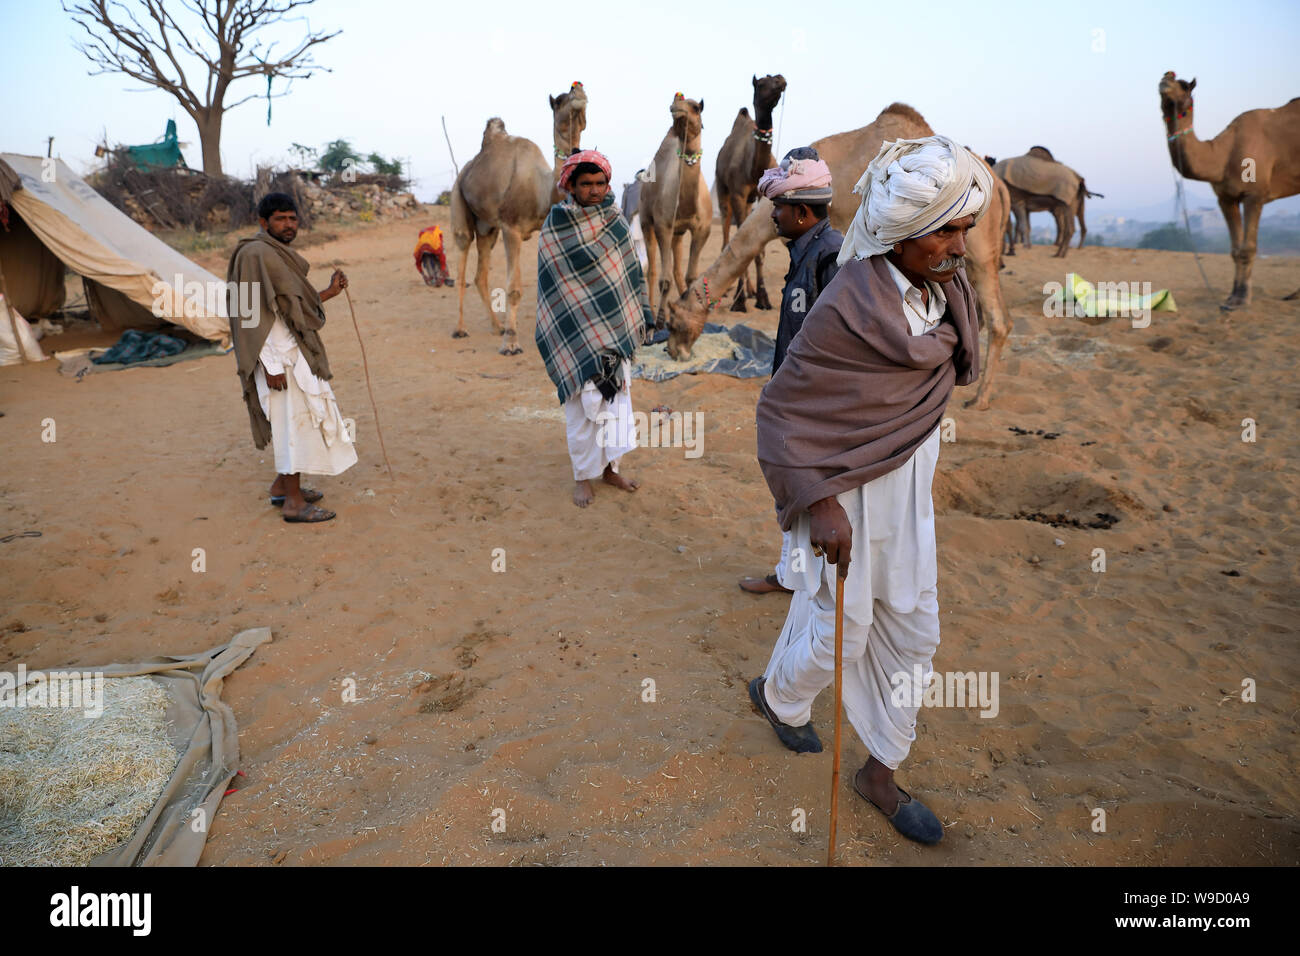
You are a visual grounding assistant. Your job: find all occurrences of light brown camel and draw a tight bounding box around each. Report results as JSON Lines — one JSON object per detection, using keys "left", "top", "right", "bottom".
{"left": 640, "top": 93, "right": 712, "bottom": 326}
{"left": 1159, "top": 71, "right": 1300, "bottom": 308}
{"left": 549, "top": 81, "right": 588, "bottom": 202}
{"left": 1005, "top": 147, "right": 1102, "bottom": 253}
{"left": 995, "top": 150, "right": 1100, "bottom": 258}
{"left": 449, "top": 117, "right": 552, "bottom": 354}
{"left": 665, "top": 102, "right": 1013, "bottom": 410}
{"left": 714, "top": 74, "right": 786, "bottom": 312}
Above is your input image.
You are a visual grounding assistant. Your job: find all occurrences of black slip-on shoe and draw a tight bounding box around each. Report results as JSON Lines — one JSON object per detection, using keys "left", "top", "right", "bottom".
{"left": 853, "top": 769, "right": 944, "bottom": 845}
{"left": 748, "top": 676, "right": 823, "bottom": 753}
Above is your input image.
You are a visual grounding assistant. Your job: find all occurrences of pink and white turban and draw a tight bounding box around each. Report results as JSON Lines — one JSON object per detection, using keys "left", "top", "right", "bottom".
{"left": 557, "top": 149, "right": 612, "bottom": 194}
{"left": 757, "top": 153, "right": 833, "bottom": 205}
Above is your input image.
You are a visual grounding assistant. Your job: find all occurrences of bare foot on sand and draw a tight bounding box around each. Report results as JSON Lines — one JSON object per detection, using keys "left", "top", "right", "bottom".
{"left": 602, "top": 463, "right": 639, "bottom": 493}
{"left": 573, "top": 480, "right": 595, "bottom": 508}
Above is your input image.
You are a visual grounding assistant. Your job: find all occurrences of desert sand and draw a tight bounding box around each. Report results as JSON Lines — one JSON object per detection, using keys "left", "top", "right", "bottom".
{"left": 2, "top": 209, "right": 1297, "bottom": 866}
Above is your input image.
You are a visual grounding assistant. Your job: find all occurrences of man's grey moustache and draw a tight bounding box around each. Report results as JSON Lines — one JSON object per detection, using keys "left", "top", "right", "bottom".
{"left": 934, "top": 257, "right": 962, "bottom": 271}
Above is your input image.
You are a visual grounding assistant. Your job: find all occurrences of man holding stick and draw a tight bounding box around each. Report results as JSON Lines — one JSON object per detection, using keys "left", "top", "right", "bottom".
{"left": 228, "top": 193, "right": 357, "bottom": 523}
{"left": 748, "top": 135, "right": 991, "bottom": 846}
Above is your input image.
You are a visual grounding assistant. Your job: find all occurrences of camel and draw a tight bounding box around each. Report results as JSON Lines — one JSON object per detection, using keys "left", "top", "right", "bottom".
{"left": 639, "top": 93, "right": 712, "bottom": 326}
{"left": 1159, "top": 71, "right": 1300, "bottom": 309}
{"left": 664, "top": 102, "right": 1013, "bottom": 411}
{"left": 548, "top": 81, "right": 588, "bottom": 202}
{"left": 449, "top": 117, "right": 553, "bottom": 354}
{"left": 714, "top": 74, "right": 786, "bottom": 312}
{"left": 995, "top": 149, "right": 1101, "bottom": 258}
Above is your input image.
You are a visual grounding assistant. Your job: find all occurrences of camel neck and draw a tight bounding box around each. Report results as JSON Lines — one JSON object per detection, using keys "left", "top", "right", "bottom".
{"left": 691, "top": 201, "right": 775, "bottom": 306}
{"left": 554, "top": 127, "right": 579, "bottom": 161}
{"left": 1164, "top": 104, "right": 1220, "bottom": 182}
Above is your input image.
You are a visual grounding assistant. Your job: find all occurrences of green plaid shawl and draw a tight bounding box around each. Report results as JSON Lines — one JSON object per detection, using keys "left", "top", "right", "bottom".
{"left": 535, "top": 193, "right": 653, "bottom": 404}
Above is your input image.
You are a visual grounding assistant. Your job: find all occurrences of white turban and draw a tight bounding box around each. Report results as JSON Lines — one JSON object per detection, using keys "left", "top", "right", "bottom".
{"left": 837, "top": 134, "right": 993, "bottom": 265}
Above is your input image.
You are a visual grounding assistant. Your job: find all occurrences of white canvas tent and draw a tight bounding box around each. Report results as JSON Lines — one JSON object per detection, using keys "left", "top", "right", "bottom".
{"left": 0, "top": 154, "right": 227, "bottom": 344}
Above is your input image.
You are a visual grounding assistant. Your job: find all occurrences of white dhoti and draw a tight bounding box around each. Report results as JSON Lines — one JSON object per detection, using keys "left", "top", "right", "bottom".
{"left": 763, "top": 258, "right": 949, "bottom": 770}
{"left": 254, "top": 316, "right": 357, "bottom": 477}
{"left": 763, "top": 425, "right": 942, "bottom": 769}
{"left": 563, "top": 360, "right": 637, "bottom": 481}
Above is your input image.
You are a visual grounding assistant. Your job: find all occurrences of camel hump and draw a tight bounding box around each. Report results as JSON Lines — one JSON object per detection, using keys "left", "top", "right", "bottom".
{"left": 879, "top": 102, "right": 927, "bottom": 127}
{"left": 1027, "top": 145, "right": 1055, "bottom": 161}
{"left": 737, "top": 107, "right": 750, "bottom": 118}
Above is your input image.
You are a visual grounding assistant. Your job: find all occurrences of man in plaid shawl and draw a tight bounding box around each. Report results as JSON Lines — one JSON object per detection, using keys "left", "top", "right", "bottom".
{"left": 536, "top": 149, "right": 654, "bottom": 507}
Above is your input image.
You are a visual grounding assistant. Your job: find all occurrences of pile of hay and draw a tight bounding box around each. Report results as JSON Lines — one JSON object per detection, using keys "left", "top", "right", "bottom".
{"left": 0, "top": 676, "right": 178, "bottom": 867}
{"left": 633, "top": 331, "right": 738, "bottom": 377}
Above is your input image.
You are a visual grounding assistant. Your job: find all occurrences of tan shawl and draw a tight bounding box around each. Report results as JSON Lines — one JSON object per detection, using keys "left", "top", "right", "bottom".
{"left": 756, "top": 253, "right": 981, "bottom": 530}
{"left": 226, "top": 232, "right": 331, "bottom": 448}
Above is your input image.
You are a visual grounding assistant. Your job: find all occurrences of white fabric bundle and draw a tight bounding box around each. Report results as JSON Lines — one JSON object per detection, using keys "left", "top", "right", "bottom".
{"left": 838, "top": 135, "right": 993, "bottom": 264}
{"left": 0, "top": 295, "right": 49, "bottom": 366}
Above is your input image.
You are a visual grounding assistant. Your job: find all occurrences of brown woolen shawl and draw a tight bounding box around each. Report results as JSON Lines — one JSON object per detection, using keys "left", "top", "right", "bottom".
{"left": 756, "top": 253, "right": 982, "bottom": 530}
{"left": 226, "top": 232, "right": 332, "bottom": 448}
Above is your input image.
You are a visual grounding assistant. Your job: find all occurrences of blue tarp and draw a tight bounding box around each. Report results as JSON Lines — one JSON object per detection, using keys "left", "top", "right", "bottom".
{"left": 632, "top": 322, "right": 774, "bottom": 382}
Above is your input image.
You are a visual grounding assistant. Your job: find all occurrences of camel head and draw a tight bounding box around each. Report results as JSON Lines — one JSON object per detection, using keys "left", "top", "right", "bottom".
{"left": 664, "top": 294, "right": 709, "bottom": 361}
{"left": 670, "top": 93, "right": 704, "bottom": 142}
{"left": 1159, "top": 71, "right": 1196, "bottom": 121}
{"left": 752, "top": 74, "right": 787, "bottom": 113}
{"left": 550, "top": 81, "right": 588, "bottom": 144}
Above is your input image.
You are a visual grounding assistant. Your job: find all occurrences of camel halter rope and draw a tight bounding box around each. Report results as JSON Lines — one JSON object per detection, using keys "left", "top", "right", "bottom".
{"left": 1163, "top": 101, "right": 1216, "bottom": 296}
{"left": 343, "top": 286, "right": 395, "bottom": 480}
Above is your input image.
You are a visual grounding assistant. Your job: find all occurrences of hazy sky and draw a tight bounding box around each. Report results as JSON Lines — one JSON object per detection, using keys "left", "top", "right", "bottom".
{"left": 4, "top": 0, "right": 1298, "bottom": 221}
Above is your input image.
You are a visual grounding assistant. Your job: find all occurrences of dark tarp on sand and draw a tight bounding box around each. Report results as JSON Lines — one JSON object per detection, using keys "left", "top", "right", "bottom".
{"left": 633, "top": 322, "right": 775, "bottom": 382}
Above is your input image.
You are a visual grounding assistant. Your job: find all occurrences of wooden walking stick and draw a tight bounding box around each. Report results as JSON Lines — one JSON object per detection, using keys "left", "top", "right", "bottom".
{"left": 342, "top": 284, "right": 394, "bottom": 480}
{"left": 827, "top": 556, "right": 848, "bottom": 866}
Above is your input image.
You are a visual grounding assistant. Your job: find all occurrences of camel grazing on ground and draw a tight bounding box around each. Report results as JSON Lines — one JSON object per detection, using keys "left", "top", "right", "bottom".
{"left": 1159, "top": 71, "right": 1300, "bottom": 309}
{"left": 995, "top": 148, "right": 1101, "bottom": 258}
{"left": 665, "top": 102, "right": 1013, "bottom": 410}
{"left": 714, "top": 74, "right": 786, "bottom": 312}
{"left": 640, "top": 94, "right": 712, "bottom": 326}
{"left": 548, "top": 81, "right": 588, "bottom": 202}
{"left": 449, "top": 118, "right": 552, "bottom": 354}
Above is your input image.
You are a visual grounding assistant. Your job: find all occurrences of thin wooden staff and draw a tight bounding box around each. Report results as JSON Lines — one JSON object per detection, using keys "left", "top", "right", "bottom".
{"left": 441, "top": 116, "right": 459, "bottom": 178}
{"left": 827, "top": 555, "right": 848, "bottom": 866}
{"left": 342, "top": 285, "right": 393, "bottom": 480}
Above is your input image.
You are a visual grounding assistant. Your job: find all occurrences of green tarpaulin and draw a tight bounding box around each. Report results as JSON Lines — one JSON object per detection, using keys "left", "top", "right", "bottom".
{"left": 124, "top": 120, "right": 186, "bottom": 171}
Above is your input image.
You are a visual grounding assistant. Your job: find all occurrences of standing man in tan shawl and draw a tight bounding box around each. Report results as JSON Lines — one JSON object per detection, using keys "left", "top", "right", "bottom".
{"left": 748, "top": 135, "right": 991, "bottom": 846}
{"left": 228, "top": 193, "right": 357, "bottom": 523}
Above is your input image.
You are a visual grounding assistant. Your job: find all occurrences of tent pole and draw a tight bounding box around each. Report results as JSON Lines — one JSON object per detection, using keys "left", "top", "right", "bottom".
{"left": 0, "top": 259, "right": 30, "bottom": 364}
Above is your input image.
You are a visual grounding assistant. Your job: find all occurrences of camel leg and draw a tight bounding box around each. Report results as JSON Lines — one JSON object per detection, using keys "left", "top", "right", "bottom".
{"left": 653, "top": 223, "right": 675, "bottom": 326}
{"left": 499, "top": 225, "right": 524, "bottom": 355}
{"left": 454, "top": 240, "right": 472, "bottom": 337}
{"left": 643, "top": 217, "right": 660, "bottom": 314}
{"left": 965, "top": 266, "right": 1012, "bottom": 412}
{"left": 670, "top": 230, "right": 688, "bottom": 297}
{"left": 1230, "top": 197, "right": 1263, "bottom": 310}
{"left": 472, "top": 230, "right": 501, "bottom": 331}
{"left": 753, "top": 247, "right": 772, "bottom": 310}
{"left": 684, "top": 223, "right": 707, "bottom": 291}
{"left": 1076, "top": 205, "right": 1087, "bottom": 249}
{"left": 1218, "top": 196, "right": 1247, "bottom": 309}
{"left": 1052, "top": 206, "right": 1070, "bottom": 258}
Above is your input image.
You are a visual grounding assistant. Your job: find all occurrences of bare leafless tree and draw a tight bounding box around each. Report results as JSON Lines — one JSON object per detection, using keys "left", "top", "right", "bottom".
{"left": 65, "top": 1, "right": 339, "bottom": 177}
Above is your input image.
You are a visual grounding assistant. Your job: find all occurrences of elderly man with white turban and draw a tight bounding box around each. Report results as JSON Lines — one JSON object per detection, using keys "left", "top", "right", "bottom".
{"left": 738, "top": 145, "right": 843, "bottom": 597}
{"left": 748, "top": 135, "right": 991, "bottom": 846}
